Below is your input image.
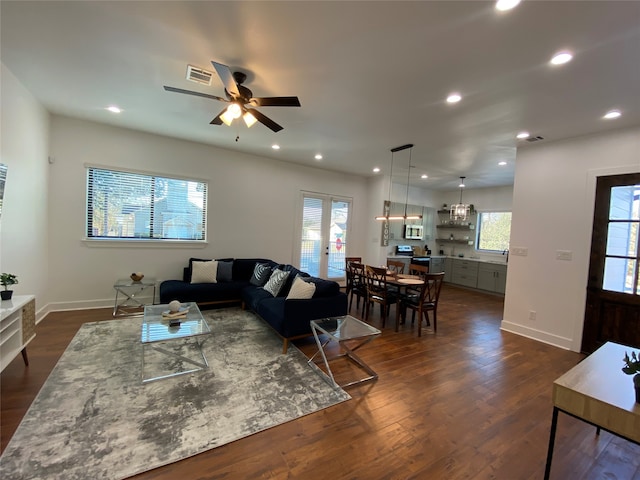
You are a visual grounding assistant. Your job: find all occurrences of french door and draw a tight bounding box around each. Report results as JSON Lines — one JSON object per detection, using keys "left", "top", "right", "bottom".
{"left": 297, "top": 193, "right": 351, "bottom": 281}
{"left": 582, "top": 173, "right": 640, "bottom": 353}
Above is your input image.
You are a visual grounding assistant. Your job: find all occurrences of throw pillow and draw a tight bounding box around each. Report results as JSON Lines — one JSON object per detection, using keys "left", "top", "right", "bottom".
{"left": 263, "top": 269, "right": 290, "bottom": 297}
{"left": 191, "top": 260, "right": 218, "bottom": 283}
{"left": 250, "top": 263, "right": 273, "bottom": 286}
{"left": 286, "top": 275, "right": 316, "bottom": 300}
{"left": 217, "top": 260, "right": 233, "bottom": 282}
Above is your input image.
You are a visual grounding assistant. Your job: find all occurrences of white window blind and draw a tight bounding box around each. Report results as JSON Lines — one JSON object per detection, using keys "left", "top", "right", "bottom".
{"left": 86, "top": 167, "right": 207, "bottom": 241}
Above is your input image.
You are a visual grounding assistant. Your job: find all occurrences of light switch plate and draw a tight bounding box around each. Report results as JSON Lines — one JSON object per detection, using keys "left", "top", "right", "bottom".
{"left": 556, "top": 250, "right": 573, "bottom": 261}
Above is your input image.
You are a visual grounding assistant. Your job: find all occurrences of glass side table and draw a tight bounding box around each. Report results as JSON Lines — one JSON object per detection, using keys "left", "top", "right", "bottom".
{"left": 308, "top": 315, "right": 381, "bottom": 388}
{"left": 113, "top": 277, "right": 157, "bottom": 317}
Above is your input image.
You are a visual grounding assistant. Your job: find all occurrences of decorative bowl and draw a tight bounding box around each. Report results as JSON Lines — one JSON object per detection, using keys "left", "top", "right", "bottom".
{"left": 130, "top": 272, "right": 144, "bottom": 282}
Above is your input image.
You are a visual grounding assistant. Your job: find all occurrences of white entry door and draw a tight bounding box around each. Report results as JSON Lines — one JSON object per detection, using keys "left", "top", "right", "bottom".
{"left": 298, "top": 193, "right": 351, "bottom": 281}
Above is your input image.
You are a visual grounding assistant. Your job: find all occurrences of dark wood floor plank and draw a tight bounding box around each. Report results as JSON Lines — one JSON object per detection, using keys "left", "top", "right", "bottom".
{"left": 2, "top": 286, "right": 639, "bottom": 479}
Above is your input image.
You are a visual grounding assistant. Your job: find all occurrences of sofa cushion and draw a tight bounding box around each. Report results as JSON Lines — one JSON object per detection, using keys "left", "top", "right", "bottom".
{"left": 249, "top": 262, "right": 273, "bottom": 286}
{"left": 242, "top": 285, "right": 274, "bottom": 311}
{"left": 286, "top": 275, "right": 316, "bottom": 299}
{"left": 279, "top": 264, "right": 310, "bottom": 297}
{"left": 191, "top": 260, "right": 218, "bottom": 283}
{"left": 263, "top": 269, "right": 290, "bottom": 297}
{"left": 217, "top": 260, "right": 233, "bottom": 282}
{"left": 304, "top": 277, "right": 340, "bottom": 297}
{"left": 235, "top": 258, "right": 276, "bottom": 282}
{"left": 160, "top": 280, "right": 248, "bottom": 304}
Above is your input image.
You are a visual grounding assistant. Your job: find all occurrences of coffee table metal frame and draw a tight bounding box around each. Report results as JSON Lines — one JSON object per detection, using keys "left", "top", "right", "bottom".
{"left": 141, "top": 302, "right": 211, "bottom": 384}
{"left": 308, "top": 315, "right": 381, "bottom": 388}
{"left": 113, "top": 277, "right": 157, "bottom": 317}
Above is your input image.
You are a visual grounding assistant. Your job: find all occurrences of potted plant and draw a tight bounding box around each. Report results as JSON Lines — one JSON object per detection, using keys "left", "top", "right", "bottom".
{"left": 1, "top": 273, "right": 18, "bottom": 300}
{"left": 622, "top": 351, "right": 640, "bottom": 403}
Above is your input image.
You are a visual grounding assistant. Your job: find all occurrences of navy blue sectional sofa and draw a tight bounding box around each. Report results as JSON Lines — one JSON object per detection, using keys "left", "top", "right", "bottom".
{"left": 160, "top": 258, "right": 347, "bottom": 353}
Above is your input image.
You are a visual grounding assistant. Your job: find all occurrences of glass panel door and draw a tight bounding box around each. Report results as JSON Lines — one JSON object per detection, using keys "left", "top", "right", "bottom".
{"left": 298, "top": 193, "right": 351, "bottom": 280}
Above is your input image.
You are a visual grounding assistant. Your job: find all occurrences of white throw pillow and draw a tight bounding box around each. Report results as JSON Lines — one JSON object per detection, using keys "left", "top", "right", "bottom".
{"left": 191, "top": 260, "right": 218, "bottom": 283}
{"left": 263, "top": 269, "right": 289, "bottom": 297}
{"left": 286, "top": 276, "right": 316, "bottom": 300}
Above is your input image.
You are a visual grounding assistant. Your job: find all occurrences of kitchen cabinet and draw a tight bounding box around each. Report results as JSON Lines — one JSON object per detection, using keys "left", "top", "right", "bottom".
{"left": 444, "top": 258, "right": 453, "bottom": 282}
{"left": 1, "top": 295, "right": 36, "bottom": 372}
{"left": 430, "top": 256, "right": 445, "bottom": 274}
{"left": 477, "top": 263, "right": 507, "bottom": 294}
{"left": 451, "top": 259, "right": 479, "bottom": 288}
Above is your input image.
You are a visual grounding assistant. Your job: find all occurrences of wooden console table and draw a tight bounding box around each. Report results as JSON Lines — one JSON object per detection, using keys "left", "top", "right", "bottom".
{"left": 544, "top": 341, "right": 640, "bottom": 479}
{"left": 0, "top": 294, "right": 36, "bottom": 372}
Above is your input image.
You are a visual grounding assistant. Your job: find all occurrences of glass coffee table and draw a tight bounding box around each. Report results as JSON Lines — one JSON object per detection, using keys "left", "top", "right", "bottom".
{"left": 308, "top": 315, "right": 381, "bottom": 388}
{"left": 141, "top": 303, "right": 211, "bottom": 383}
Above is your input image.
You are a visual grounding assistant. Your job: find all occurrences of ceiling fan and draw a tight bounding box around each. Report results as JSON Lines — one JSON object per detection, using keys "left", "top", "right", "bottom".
{"left": 164, "top": 61, "right": 301, "bottom": 133}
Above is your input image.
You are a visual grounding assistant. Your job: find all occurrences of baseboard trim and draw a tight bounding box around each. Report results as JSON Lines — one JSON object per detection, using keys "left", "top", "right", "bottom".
{"left": 500, "top": 320, "right": 574, "bottom": 351}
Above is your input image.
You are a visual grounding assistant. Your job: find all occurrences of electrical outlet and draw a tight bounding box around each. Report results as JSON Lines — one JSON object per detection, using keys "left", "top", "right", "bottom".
{"left": 529, "top": 310, "right": 536, "bottom": 321}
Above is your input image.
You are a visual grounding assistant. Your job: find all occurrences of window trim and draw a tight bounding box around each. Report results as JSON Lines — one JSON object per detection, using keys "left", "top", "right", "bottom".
{"left": 85, "top": 164, "right": 208, "bottom": 244}
{"left": 475, "top": 210, "right": 512, "bottom": 253}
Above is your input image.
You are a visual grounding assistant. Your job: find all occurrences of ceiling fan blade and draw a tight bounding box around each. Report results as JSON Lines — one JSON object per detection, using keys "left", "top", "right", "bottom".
{"left": 247, "top": 108, "right": 283, "bottom": 132}
{"left": 211, "top": 61, "right": 240, "bottom": 97}
{"left": 209, "top": 108, "right": 226, "bottom": 125}
{"left": 163, "top": 85, "right": 226, "bottom": 102}
{"left": 250, "top": 96, "right": 301, "bottom": 107}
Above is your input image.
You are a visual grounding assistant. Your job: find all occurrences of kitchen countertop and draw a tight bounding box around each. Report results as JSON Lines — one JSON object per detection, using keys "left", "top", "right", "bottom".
{"left": 388, "top": 255, "right": 507, "bottom": 266}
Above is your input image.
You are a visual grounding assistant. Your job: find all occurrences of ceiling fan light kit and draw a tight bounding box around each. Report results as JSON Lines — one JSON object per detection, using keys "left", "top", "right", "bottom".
{"left": 164, "top": 60, "right": 301, "bottom": 133}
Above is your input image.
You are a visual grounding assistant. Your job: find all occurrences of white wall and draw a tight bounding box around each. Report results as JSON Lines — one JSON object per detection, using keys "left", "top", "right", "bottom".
{"left": 502, "top": 126, "right": 640, "bottom": 351}
{"left": 0, "top": 63, "right": 50, "bottom": 319}
{"left": 46, "top": 115, "right": 368, "bottom": 310}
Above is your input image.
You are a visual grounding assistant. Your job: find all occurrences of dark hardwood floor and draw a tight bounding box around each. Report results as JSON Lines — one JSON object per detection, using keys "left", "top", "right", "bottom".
{"left": 2, "top": 285, "right": 639, "bottom": 479}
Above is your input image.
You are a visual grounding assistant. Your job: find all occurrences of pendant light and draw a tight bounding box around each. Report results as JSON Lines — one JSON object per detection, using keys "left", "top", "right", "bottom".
{"left": 450, "top": 176, "right": 471, "bottom": 221}
{"left": 375, "top": 144, "right": 422, "bottom": 221}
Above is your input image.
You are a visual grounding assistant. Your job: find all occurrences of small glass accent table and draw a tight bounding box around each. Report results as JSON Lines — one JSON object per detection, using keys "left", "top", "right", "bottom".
{"left": 141, "top": 303, "right": 211, "bottom": 384}
{"left": 308, "top": 315, "right": 381, "bottom": 388}
{"left": 113, "top": 278, "right": 157, "bottom": 317}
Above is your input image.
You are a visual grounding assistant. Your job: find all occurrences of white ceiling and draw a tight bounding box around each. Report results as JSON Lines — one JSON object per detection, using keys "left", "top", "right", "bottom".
{"left": 2, "top": 1, "right": 639, "bottom": 190}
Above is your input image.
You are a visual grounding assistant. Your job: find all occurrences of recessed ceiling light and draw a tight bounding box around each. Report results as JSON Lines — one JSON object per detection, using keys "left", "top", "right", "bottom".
{"left": 603, "top": 110, "right": 621, "bottom": 120}
{"left": 106, "top": 106, "right": 122, "bottom": 113}
{"left": 271, "top": 144, "right": 280, "bottom": 150}
{"left": 516, "top": 131, "right": 530, "bottom": 139}
{"left": 373, "top": 167, "right": 381, "bottom": 173}
{"left": 495, "top": 0, "right": 521, "bottom": 11}
{"left": 314, "top": 154, "right": 323, "bottom": 160}
{"left": 421, "top": 174, "right": 428, "bottom": 179}
{"left": 446, "top": 93, "right": 462, "bottom": 104}
{"left": 550, "top": 51, "right": 573, "bottom": 65}
{"left": 498, "top": 161, "right": 507, "bottom": 166}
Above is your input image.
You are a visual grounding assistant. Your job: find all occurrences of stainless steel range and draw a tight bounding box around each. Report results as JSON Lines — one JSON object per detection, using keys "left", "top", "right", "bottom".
{"left": 395, "top": 245, "right": 430, "bottom": 267}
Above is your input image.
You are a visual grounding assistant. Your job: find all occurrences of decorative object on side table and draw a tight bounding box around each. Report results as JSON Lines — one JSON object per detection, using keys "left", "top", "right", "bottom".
{"left": 162, "top": 300, "right": 188, "bottom": 323}
{"left": 130, "top": 272, "right": 144, "bottom": 282}
{"left": 1, "top": 272, "right": 18, "bottom": 300}
{"left": 622, "top": 350, "right": 640, "bottom": 403}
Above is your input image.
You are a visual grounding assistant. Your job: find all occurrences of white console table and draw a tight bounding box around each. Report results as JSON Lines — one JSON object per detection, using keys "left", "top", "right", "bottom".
{"left": 0, "top": 294, "right": 36, "bottom": 372}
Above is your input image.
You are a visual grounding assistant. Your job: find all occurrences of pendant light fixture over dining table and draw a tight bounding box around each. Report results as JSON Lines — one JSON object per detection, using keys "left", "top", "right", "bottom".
{"left": 375, "top": 143, "right": 423, "bottom": 221}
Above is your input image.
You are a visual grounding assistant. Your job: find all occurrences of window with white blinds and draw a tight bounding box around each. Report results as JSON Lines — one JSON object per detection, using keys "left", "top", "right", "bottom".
{"left": 86, "top": 167, "right": 207, "bottom": 241}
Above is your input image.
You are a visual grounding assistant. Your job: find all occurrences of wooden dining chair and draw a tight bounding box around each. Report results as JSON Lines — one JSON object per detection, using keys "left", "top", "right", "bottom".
{"left": 345, "top": 257, "right": 362, "bottom": 301}
{"left": 409, "top": 263, "right": 429, "bottom": 278}
{"left": 387, "top": 260, "right": 406, "bottom": 275}
{"left": 396, "top": 272, "right": 444, "bottom": 336}
{"left": 347, "top": 262, "right": 367, "bottom": 314}
{"left": 364, "top": 265, "right": 398, "bottom": 327}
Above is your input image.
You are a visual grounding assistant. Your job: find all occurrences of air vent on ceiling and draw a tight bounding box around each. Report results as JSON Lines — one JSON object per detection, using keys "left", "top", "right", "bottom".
{"left": 526, "top": 135, "right": 545, "bottom": 142}
{"left": 186, "top": 65, "right": 213, "bottom": 86}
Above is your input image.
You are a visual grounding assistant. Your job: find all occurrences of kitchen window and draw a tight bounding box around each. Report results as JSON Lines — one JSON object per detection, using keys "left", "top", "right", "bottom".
{"left": 86, "top": 166, "right": 207, "bottom": 241}
{"left": 476, "top": 211, "right": 512, "bottom": 252}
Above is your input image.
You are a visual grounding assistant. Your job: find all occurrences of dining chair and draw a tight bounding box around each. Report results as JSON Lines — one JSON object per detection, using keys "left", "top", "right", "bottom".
{"left": 344, "top": 257, "right": 362, "bottom": 301}
{"left": 387, "top": 260, "right": 406, "bottom": 275}
{"left": 395, "top": 272, "right": 444, "bottom": 336}
{"left": 409, "top": 263, "right": 429, "bottom": 278}
{"left": 364, "top": 265, "right": 398, "bottom": 327}
{"left": 347, "top": 262, "right": 367, "bottom": 314}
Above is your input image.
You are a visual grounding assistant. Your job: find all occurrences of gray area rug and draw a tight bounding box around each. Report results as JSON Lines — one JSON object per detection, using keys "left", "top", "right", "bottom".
{"left": 0, "top": 308, "right": 350, "bottom": 480}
